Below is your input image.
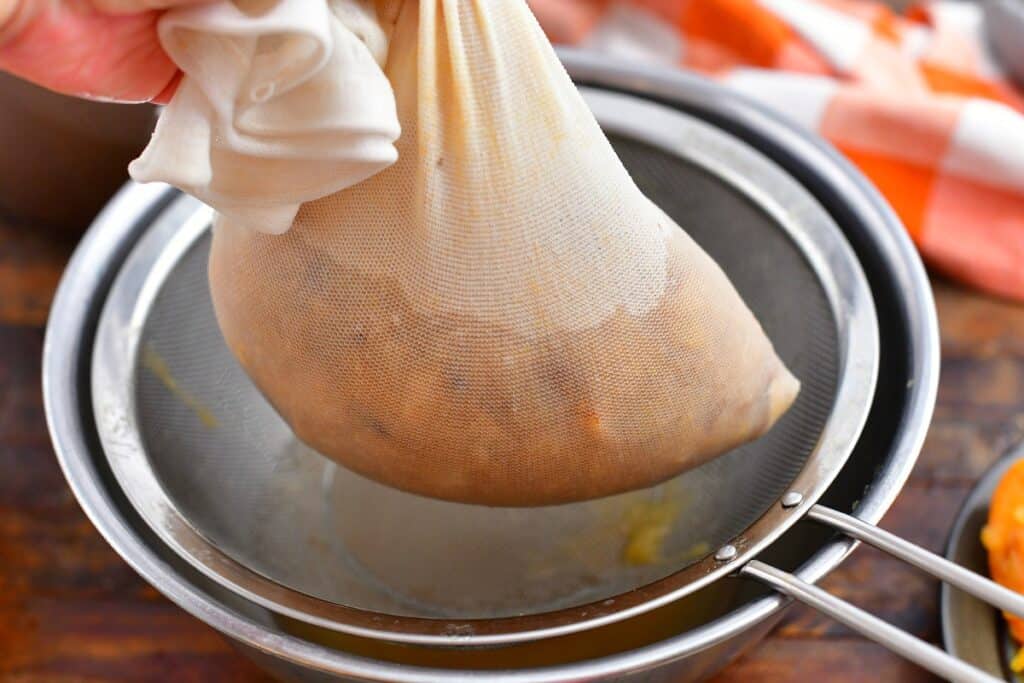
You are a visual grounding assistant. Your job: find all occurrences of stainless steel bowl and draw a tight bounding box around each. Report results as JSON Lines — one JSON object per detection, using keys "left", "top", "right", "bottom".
{"left": 44, "top": 52, "right": 939, "bottom": 681}
{"left": 89, "top": 84, "right": 878, "bottom": 644}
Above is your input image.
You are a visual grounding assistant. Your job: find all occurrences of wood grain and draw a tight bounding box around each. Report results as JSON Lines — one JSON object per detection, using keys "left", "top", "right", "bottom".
{"left": 0, "top": 220, "right": 77, "bottom": 328}
{"left": 1, "top": 220, "right": 1021, "bottom": 682}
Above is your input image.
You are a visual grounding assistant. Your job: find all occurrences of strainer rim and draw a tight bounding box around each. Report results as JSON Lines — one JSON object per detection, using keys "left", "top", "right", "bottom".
{"left": 88, "top": 86, "right": 879, "bottom": 646}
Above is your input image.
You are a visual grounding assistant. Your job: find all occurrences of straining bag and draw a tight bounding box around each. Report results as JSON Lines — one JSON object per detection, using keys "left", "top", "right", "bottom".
{"left": 135, "top": 0, "right": 800, "bottom": 506}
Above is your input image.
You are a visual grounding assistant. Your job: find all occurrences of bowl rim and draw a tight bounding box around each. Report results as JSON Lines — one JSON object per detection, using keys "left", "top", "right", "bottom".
{"left": 44, "top": 51, "right": 940, "bottom": 680}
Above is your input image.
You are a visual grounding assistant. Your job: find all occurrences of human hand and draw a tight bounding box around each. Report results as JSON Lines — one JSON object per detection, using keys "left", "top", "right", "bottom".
{"left": 0, "top": 0, "right": 208, "bottom": 103}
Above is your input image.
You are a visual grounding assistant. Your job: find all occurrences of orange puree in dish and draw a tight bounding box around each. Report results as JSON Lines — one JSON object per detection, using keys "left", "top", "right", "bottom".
{"left": 981, "top": 459, "right": 1024, "bottom": 659}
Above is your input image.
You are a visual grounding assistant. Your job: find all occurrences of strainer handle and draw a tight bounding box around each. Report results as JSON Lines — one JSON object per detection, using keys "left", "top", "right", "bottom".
{"left": 743, "top": 560, "right": 1000, "bottom": 683}
{"left": 807, "top": 503, "right": 1024, "bottom": 618}
{"left": 740, "top": 502, "right": 1024, "bottom": 683}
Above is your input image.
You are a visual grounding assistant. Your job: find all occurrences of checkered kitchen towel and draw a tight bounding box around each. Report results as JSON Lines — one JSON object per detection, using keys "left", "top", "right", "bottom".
{"left": 529, "top": 0, "right": 1024, "bottom": 300}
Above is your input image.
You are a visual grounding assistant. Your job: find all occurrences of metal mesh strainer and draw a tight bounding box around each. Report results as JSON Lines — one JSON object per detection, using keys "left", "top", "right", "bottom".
{"left": 91, "top": 88, "right": 877, "bottom": 644}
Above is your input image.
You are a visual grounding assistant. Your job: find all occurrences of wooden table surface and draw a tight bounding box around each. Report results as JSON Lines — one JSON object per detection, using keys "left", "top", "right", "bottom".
{"left": 2, "top": 213, "right": 1021, "bottom": 682}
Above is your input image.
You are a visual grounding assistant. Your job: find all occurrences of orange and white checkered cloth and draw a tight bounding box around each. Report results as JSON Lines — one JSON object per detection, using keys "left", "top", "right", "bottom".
{"left": 529, "top": 0, "right": 1024, "bottom": 300}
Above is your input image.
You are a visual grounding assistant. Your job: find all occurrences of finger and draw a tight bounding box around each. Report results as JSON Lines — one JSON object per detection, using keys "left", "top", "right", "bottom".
{"left": 0, "top": 2, "right": 17, "bottom": 33}
{"left": 151, "top": 68, "right": 181, "bottom": 104}
{"left": 91, "top": 0, "right": 210, "bottom": 15}
{"left": 0, "top": 0, "right": 41, "bottom": 48}
{"left": 0, "top": 3, "right": 179, "bottom": 102}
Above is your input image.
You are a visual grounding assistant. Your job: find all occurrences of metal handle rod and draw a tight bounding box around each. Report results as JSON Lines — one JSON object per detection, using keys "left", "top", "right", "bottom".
{"left": 808, "top": 503, "right": 1024, "bottom": 618}
{"left": 743, "top": 560, "right": 1001, "bottom": 683}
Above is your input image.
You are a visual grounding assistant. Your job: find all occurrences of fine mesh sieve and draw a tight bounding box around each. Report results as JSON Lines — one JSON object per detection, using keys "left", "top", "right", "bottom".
{"left": 91, "top": 88, "right": 877, "bottom": 644}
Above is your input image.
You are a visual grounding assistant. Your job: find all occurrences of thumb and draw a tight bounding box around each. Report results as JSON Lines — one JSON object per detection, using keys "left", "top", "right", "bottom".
{"left": 0, "top": 0, "right": 180, "bottom": 102}
{"left": 0, "top": 0, "right": 41, "bottom": 48}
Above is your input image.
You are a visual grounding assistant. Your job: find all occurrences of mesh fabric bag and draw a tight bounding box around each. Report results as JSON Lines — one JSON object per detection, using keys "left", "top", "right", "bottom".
{"left": 204, "top": 0, "right": 800, "bottom": 505}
